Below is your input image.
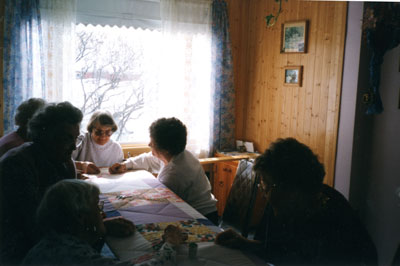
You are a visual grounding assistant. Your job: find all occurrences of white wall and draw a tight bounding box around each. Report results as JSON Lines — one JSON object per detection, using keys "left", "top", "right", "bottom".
{"left": 362, "top": 45, "right": 400, "bottom": 265}
{"left": 336, "top": 3, "right": 400, "bottom": 264}
{"left": 335, "top": 2, "right": 363, "bottom": 199}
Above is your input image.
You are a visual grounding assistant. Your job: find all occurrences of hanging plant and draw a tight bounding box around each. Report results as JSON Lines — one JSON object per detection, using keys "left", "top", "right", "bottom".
{"left": 265, "top": 0, "right": 288, "bottom": 27}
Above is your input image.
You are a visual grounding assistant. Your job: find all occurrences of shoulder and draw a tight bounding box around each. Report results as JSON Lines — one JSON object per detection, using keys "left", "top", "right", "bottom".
{"left": 24, "top": 233, "right": 110, "bottom": 265}
{"left": 163, "top": 150, "right": 202, "bottom": 180}
{"left": 175, "top": 150, "right": 201, "bottom": 167}
{"left": 0, "top": 142, "right": 34, "bottom": 164}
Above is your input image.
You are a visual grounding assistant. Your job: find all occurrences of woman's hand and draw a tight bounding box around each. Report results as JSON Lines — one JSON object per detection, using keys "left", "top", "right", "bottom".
{"left": 162, "top": 225, "right": 188, "bottom": 246}
{"left": 109, "top": 163, "right": 127, "bottom": 174}
{"left": 104, "top": 217, "right": 136, "bottom": 237}
{"left": 75, "top": 161, "right": 100, "bottom": 175}
{"left": 85, "top": 162, "right": 100, "bottom": 174}
{"left": 214, "top": 229, "right": 247, "bottom": 249}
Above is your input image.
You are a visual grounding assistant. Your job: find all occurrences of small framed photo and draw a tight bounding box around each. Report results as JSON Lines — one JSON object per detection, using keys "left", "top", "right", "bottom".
{"left": 281, "top": 21, "right": 308, "bottom": 53}
{"left": 284, "top": 66, "right": 303, "bottom": 86}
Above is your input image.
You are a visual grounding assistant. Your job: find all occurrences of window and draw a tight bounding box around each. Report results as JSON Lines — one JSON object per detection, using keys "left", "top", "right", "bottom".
{"left": 36, "top": 0, "right": 213, "bottom": 156}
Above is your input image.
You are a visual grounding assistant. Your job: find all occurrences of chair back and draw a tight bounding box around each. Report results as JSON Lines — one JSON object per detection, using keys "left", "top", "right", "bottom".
{"left": 220, "top": 159, "right": 260, "bottom": 237}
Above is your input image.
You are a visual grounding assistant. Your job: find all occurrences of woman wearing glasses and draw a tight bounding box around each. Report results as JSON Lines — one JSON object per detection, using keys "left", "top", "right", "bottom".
{"left": 23, "top": 179, "right": 183, "bottom": 265}
{"left": 74, "top": 111, "right": 124, "bottom": 174}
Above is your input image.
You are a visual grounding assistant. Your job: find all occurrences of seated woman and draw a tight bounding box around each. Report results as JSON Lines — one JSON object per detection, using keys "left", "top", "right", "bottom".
{"left": 215, "top": 138, "right": 377, "bottom": 265}
{"left": 0, "top": 98, "right": 46, "bottom": 157}
{"left": 109, "top": 117, "right": 218, "bottom": 225}
{"left": 23, "top": 179, "right": 187, "bottom": 265}
{"left": 74, "top": 111, "right": 124, "bottom": 174}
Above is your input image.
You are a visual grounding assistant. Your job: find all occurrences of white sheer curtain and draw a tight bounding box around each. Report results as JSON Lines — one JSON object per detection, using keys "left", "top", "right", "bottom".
{"left": 35, "top": 0, "right": 213, "bottom": 157}
{"left": 158, "top": 0, "right": 213, "bottom": 157}
{"left": 38, "top": 0, "right": 77, "bottom": 102}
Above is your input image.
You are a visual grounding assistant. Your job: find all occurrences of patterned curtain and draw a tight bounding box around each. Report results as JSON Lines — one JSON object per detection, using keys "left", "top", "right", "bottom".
{"left": 211, "top": 0, "right": 235, "bottom": 153}
{"left": 3, "top": 0, "right": 44, "bottom": 134}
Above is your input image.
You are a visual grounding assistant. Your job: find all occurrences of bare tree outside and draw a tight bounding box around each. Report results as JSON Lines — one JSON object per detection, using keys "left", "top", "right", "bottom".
{"left": 74, "top": 24, "right": 145, "bottom": 141}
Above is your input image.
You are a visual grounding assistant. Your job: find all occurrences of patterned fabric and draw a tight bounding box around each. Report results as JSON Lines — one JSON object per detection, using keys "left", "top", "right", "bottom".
{"left": 211, "top": 0, "right": 236, "bottom": 153}
{"left": 105, "top": 188, "right": 184, "bottom": 208}
{"left": 3, "top": 0, "right": 44, "bottom": 134}
{"left": 23, "top": 232, "right": 177, "bottom": 265}
{"left": 136, "top": 220, "right": 216, "bottom": 251}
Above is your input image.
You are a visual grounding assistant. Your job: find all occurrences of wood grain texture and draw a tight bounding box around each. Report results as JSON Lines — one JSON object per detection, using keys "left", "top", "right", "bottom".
{"left": 226, "top": 0, "right": 347, "bottom": 186}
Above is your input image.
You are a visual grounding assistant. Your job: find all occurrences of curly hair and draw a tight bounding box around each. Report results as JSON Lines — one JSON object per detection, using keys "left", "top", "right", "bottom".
{"left": 149, "top": 117, "right": 187, "bottom": 156}
{"left": 254, "top": 138, "right": 325, "bottom": 195}
{"left": 36, "top": 179, "right": 100, "bottom": 235}
{"left": 28, "top": 101, "right": 83, "bottom": 143}
{"left": 86, "top": 110, "right": 118, "bottom": 133}
{"left": 15, "top": 98, "right": 46, "bottom": 127}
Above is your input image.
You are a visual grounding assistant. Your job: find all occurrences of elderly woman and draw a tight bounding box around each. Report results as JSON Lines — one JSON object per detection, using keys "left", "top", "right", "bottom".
{"left": 23, "top": 179, "right": 186, "bottom": 265}
{"left": 74, "top": 111, "right": 124, "bottom": 174}
{"left": 215, "top": 138, "right": 377, "bottom": 265}
{"left": 109, "top": 117, "right": 218, "bottom": 225}
{"left": 0, "top": 98, "right": 46, "bottom": 157}
{"left": 0, "top": 101, "right": 82, "bottom": 264}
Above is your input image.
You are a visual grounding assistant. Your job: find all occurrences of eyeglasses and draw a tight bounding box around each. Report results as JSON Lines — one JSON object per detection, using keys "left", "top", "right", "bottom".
{"left": 260, "top": 179, "right": 278, "bottom": 192}
{"left": 94, "top": 129, "right": 113, "bottom": 137}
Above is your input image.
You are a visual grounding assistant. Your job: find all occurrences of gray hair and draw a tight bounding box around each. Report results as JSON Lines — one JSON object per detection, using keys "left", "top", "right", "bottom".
{"left": 15, "top": 98, "right": 46, "bottom": 127}
{"left": 28, "top": 101, "right": 83, "bottom": 144}
{"left": 36, "top": 179, "right": 100, "bottom": 235}
{"left": 86, "top": 110, "right": 118, "bottom": 133}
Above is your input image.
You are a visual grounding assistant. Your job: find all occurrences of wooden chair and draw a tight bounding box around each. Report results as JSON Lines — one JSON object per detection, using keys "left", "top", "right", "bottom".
{"left": 219, "top": 159, "right": 260, "bottom": 238}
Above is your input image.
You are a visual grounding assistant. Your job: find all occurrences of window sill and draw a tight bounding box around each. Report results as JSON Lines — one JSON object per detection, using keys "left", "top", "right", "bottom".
{"left": 121, "top": 144, "right": 151, "bottom": 158}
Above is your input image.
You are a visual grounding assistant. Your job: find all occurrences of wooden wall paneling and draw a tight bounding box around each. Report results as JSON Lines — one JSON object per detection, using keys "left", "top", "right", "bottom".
{"left": 323, "top": 3, "right": 347, "bottom": 186}
{"left": 316, "top": 3, "right": 334, "bottom": 158}
{"left": 228, "top": 0, "right": 347, "bottom": 186}
{"left": 226, "top": 0, "right": 249, "bottom": 141}
{"left": 244, "top": 0, "right": 259, "bottom": 146}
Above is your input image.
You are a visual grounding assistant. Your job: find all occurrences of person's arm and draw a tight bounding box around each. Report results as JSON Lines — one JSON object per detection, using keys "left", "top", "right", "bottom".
{"left": 215, "top": 228, "right": 262, "bottom": 250}
{"left": 109, "top": 152, "right": 162, "bottom": 174}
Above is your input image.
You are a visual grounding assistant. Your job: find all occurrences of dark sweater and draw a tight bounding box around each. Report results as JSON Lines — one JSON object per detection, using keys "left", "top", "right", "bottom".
{"left": 254, "top": 184, "right": 377, "bottom": 266}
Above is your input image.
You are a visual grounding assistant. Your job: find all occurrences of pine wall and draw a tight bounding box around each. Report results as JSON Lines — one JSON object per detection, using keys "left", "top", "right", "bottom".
{"left": 226, "top": 0, "right": 348, "bottom": 185}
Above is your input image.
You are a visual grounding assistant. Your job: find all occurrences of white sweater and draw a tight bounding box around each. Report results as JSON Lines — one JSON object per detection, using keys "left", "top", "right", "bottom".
{"left": 125, "top": 150, "right": 217, "bottom": 216}
{"left": 72, "top": 132, "right": 124, "bottom": 167}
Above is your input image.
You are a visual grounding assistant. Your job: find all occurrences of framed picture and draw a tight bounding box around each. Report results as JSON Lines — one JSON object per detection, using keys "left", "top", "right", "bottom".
{"left": 284, "top": 66, "right": 303, "bottom": 86}
{"left": 281, "top": 21, "right": 308, "bottom": 53}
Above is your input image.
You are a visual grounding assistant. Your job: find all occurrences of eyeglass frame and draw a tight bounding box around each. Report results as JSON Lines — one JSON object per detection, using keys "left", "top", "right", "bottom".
{"left": 93, "top": 129, "right": 113, "bottom": 137}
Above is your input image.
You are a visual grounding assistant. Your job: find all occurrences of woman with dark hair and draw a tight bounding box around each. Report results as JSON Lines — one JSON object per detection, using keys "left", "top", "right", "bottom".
{"left": 215, "top": 138, "right": 377, "bottom": 265}
{"left": 73, "top": 110, "right": 124, "bottom": 174}
{"left": 0, "top": 98, "right": 46, "bottom": 157}
{"left": 109, "top": 117, "right": 218, "bottom": 224}
{"left": 0, "top": 101, "right": 83, "bottom": 264}
{"left": 23, "top": 179, "right": 186, "bottom": 265}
